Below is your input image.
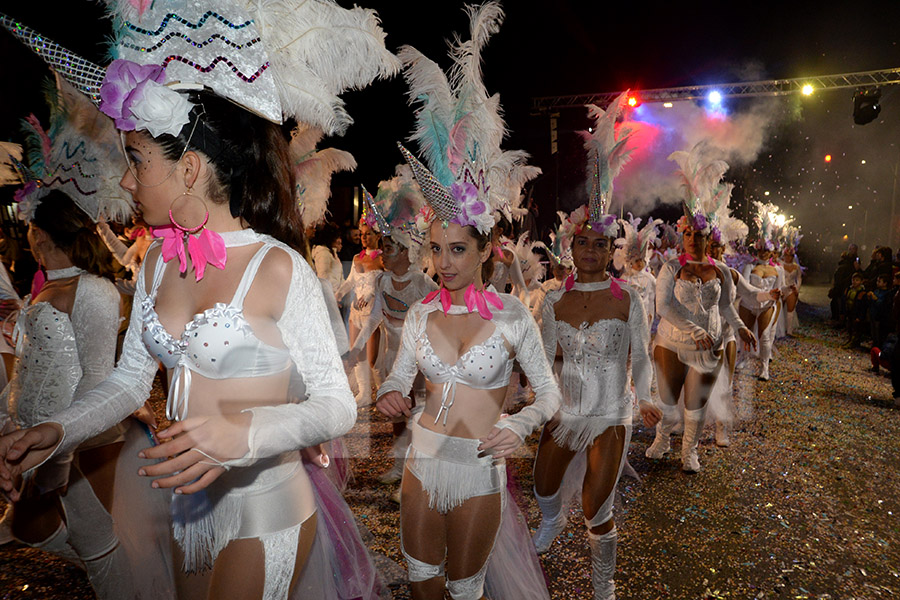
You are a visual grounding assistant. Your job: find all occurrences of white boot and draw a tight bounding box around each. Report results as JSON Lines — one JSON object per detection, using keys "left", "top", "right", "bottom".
{"left": 354, "top": 363, "right": 373, "bottom": 406}
{"left": 588, "top": 528, "right": 617, "bottom": 600}
{"left": 645, "top": 403, "right": 679, "bottom": 459}
{"left": 758, "top": 359, "right": 770, "bottom": 381}
{"left": 715, "top": 421, "right": 730, "bottom": 447}
{"left": 532, "top": 487, "right": 567, "bottom": 554}
{"left": 681, "top": 406, "right": 707, "bottom": 473}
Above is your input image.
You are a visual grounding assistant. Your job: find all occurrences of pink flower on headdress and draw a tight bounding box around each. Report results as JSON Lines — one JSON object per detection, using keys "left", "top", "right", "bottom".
{"left": 100, "top": 59, "right": 192, "bottom": 137}
{"left": 100, "top": 60, "right": 166, "bottom": 130}
{"left": 13, "top": 181, "right": 37, "bottom": 204}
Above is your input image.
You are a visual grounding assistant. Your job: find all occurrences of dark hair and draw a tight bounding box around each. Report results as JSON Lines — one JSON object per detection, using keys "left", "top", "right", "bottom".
{"left": 154, "top": 91, "right": 305, "bottom": 256}
{"left": 466, "top": 225, "right": 494, "bottom": 283}
{"left": 311, "top": 224, "right": 341, "bottom": 249}
{"left": 879, "top": 246, "right": 893, "bottom": 262}
{"left": 877, "top": 273, "right": 891, "bottom": 284}
{"left": 31, "top": 190, "right": 116, "bottom": 280}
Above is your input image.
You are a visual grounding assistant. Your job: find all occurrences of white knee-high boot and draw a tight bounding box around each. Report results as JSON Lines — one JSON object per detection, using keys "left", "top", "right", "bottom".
{"left": 645, "top": 403, "right": 679, "bottom": 458}
{"left": 532, "top": 486, "right": 567, "bottom": 554}
{"left": 588, "top": 528, "right": 617, "bottom": 600}
{"left": 681, "top": 405, "right": 708, "bottom": 473}
{"left": 758, "top": 323, "right": 774, "bottom": 381}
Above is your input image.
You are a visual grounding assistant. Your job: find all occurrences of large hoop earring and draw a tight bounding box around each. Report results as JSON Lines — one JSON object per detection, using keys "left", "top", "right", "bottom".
{"left": 168, "top": 187, "right": 209, "bottom": 234}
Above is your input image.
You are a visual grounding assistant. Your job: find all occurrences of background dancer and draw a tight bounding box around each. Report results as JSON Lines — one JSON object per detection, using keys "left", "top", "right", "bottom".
{"left": 648, "top": 145, "right": 756, "bottom": 472}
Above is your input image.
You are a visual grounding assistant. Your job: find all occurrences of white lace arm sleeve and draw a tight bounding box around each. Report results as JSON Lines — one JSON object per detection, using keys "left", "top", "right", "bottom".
{"left": 44, "top": 259, "right": 161, "bottom": 455}
{"left": 539, "top": 292, "right": 559, "bottom": 366}
{"left": 494, "top": 299, "right": 561, "bottom": 442}
{"left": 335, "top": 264, "right": 358, "bottom": 301}
{"left": 716, "top": 261, "right": 745, "bottom": 333}
{"left": 626, "top": 289, "right": 652, "bottom": 404}
{"left": 776, "top": 267, "right": 789, "bottom": 297}
{"left": 235, "top": 250, "right": 355, "bottom": 463}
{"left": 70, "top": 277, "right": 120, "bottom": 401}
{"left": 377, "top": 304, "right": 423, "bottom": 399}
{"left": 319, "top": 278, "right": 349, "bottom": 356}
{"left": 349, "top": 287, "right": 384, "bottom": 358}
{"left": 96, "top": 222, "right": 136, "bottom": 272}
{"left": 656, "top": 261, "right": 708, "bottom": 339}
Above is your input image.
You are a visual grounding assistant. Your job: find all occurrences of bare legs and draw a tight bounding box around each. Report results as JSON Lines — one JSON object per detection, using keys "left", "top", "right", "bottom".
{"left": 401, "top": 465, "right": 501, "bottom": 600}
{"left": 650, "top": 346, "right": 722, "bottom": 472}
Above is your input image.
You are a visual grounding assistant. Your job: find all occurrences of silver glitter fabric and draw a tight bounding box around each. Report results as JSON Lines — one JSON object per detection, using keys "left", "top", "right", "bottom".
{"left": 588, "top": 156, "right": 609, "bottom": 224}
{"left": 115, "top": 0, "right": 281, "bottom": 123}
{"left": 397, "top": 144, "right": 458, "bottom": 224}
{"left": 0, "top": 14, "right": 106, "bottom": 106}
{"left": 362, "top": 185, "right": 391, "bottom": 236}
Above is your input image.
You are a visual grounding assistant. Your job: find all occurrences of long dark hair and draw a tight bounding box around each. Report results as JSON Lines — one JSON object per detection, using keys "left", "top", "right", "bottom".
{"left": 467, "top": 225, "right": 495, "bottom": 284}
{"left": 31, "top": 190, "right": 116, "bottom": 280}
{"left": 153, "top": 91, "right": 306, "bottom": 255}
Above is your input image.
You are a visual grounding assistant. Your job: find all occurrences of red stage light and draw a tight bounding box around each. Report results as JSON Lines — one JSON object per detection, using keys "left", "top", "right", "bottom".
{"left": 824, "top": 154, "right": 832, "bottom": 163}
{"left": 627, "top": 96, "right": 640, "bottom": 108}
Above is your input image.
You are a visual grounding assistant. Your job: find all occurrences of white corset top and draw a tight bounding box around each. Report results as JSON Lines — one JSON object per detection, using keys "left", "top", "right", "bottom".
{"left": 416, "top": 329, "right": 513, "bottom": 425}
{"left": 9, "top": 302, "right": 80, "bottom": 427}
{"left": 142, "top": 243, "right": 292, "bottom": 422}
{"left": 556, "top": 319, "right": 631, "bottom": 416}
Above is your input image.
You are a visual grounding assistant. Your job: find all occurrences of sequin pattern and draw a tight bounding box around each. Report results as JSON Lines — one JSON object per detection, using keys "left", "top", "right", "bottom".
{"left": 557, "top": 319, "right": 630, "bottom": 417}
{"left": 8, "top": 303, "right": 81, "bottom": 428}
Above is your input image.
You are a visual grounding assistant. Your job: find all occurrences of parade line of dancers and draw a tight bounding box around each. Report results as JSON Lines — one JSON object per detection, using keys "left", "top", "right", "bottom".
{"left": 0, "top": 2, "right": 801, "bottom": 599}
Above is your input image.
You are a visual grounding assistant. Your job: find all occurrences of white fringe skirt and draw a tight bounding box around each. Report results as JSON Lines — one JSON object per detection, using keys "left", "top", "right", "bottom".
{"left": 406, "top": 414, "right": 506, "bottom": 514}
{"left": 171, "top": 452, "right": 313, "bottom": 574}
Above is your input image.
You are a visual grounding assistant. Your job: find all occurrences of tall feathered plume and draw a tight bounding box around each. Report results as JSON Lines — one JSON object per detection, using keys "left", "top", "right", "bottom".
{"left": 668, "top": 143, "right": 730, "bottom": 221}
{"left": 512, "top": 231, "right": 546, "bottom": 287}
{"left": 753, "top": 201, "right": 782, "bottom": 248}
{"left": 582, "top": 91, "right": 637, "bottom": 221}
{"left": 399, "top": 2, "right": 540, "bottom": 229}
{"left": 6, "top": 75, "right": 131, "bottom": 223}
{"left": 289, "top": 124, "right": 356, "bottom": 229}
{"left": 613, "top": 213, "right": 662, "bottom": 271}
{"left": 712, "top": 183, "right": 748, "bottom": 249}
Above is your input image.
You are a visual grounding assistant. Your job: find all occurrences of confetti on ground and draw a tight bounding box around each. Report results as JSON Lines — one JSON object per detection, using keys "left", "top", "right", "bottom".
{"left": 2, "top": 284, "right": 898, "bottom": 598}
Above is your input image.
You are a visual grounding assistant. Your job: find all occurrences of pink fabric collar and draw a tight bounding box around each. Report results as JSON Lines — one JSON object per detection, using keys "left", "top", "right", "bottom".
{"left": 359, "top": 248, "right": 383, "bottom": 259}
{"left": 678, "top": 253, "right": 715, "bottom": 267}
{"left": 423, "top": 284, "right": 504, "bottom": 320}
{"left": 564, "top": 274, "right": 624, "bottom": 299}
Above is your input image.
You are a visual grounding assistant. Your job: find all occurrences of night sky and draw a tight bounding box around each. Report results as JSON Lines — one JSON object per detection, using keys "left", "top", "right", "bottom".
{"left": 2, "top": 1, "right": 899, "bottom": 271}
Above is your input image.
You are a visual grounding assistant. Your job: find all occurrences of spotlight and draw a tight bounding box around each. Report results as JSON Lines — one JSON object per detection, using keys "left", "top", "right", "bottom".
{"left": 853, "top": 88, "right": 881, "bottom": 125}
{"left": 825, "top": 154, "right": 832, "bottom": 163}
{"left": 801, "top": 84, "right": 814, "bottom": 96}
{"left": 663, "top": 102, "right": 673, "bottom": 108}
{"left": 627, "top": 95, "right": 640, "bottom": 108}
{"left": 708, "top": 90, "right": 722, "bottom": 105}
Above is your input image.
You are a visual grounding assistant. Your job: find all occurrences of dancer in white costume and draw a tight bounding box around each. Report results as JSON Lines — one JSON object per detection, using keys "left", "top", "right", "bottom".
{"left": 530, "top": 228, "right": 573, "bottom": 327}
{"left": 350, "top": 173, "right": 437, "bottom": 487}
{"left": 740, "top": 202, "right": 789, "bottom": 381}
{"left": 377, "top": 6, "right": 552, "bottom": 598}
{"left": 647, "top": 145, "right": 756, "bottom": 472}
{"left": 706, "top": 210, "right": 776, "bottom": 447}
{"left": 531, "top": 92, "right": 660, "bottom": 600}
{"left": 0, "top": 3, "right": 399, "bottom": 598}
{"left": 337, "top": 211, "right": 384, "bottom": 405}
{"left": 613, "top": 213, "right": 662, "bottom": 327}
{"left": 778, "top": 226, "right": 803, "bottom": 337}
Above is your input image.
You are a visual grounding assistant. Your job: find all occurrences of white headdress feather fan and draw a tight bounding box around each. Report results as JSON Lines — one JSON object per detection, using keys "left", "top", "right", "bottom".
{"left": 582, "top": 92, "right": 637, "bottom": 224}
{"left": 289, "top": 124, "right": 356, "bottom": 229}
{"left": 613, "top": 213, "right": 662, "bottom": 271}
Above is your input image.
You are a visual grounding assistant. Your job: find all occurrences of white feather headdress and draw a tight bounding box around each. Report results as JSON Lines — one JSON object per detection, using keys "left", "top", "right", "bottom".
{"left": 582, "top": 92, "right": 637, "bottom": 232}
{"left": 613, "top": 213, "right": 662, "bottom": 271}
{"left": 753, "top": 201, "right": 783, "bottom": 251}
{"left": 289, "top": 124, "right": 356, "bottom": 229}
{"left": 2, "top": 1, "right": 400, "bottom": 135}
{"left": 669, "top": 142, "right": 731, "bottom": 237}
{"left": 512, "top": 231, "right": 546, "bottom": 287}
{"left": 5, "top": 76, "right": 131, "bottom": 224}
{"left": 364, "top": 165, "right": 428, "bottom": 266}
{"left": 398, "top": 2, "right": 540, "bottom": 235}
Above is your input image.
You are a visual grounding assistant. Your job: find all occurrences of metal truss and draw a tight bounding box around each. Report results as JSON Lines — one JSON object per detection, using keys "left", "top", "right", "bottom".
{"left": 532, "top": 67, "right": 900, "bottom": 112}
